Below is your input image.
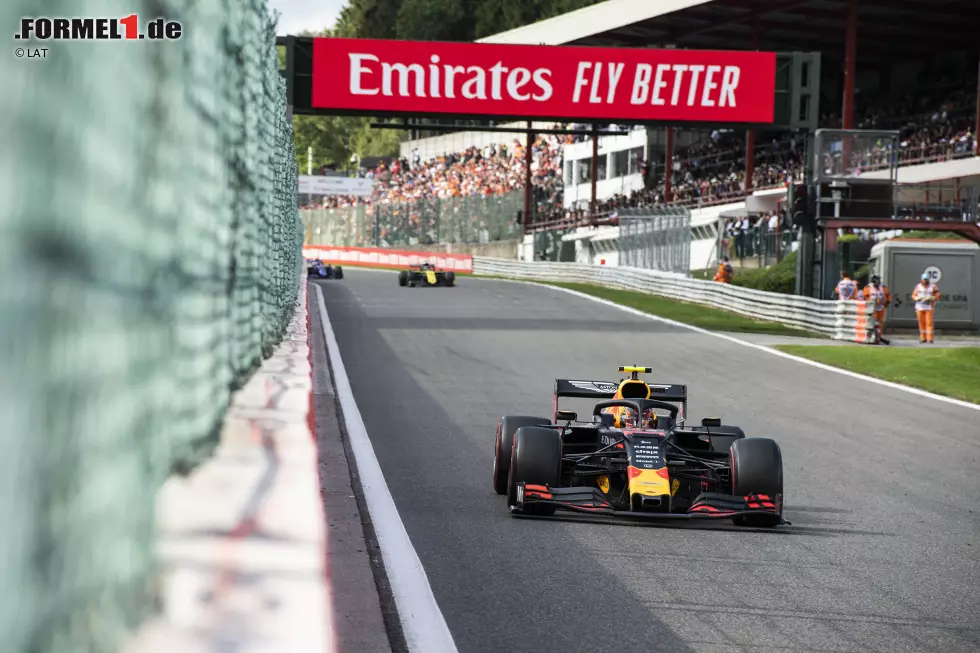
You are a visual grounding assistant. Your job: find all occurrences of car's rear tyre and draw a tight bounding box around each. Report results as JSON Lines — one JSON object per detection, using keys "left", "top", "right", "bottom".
{"left": 398, "top": 270, "right": 408, "bottom": 286}
{"left": 493, "top": 416, "right": 551, "bottom": 494}
{"left": 335, "top": 266, "right": 343, "bottom": 279}
{"left": 508, "top": 427, "right": 562, "bottom": 516}
{"left": 730, "top": 437, "right": 783, "bottom": 527}
{"left": 444, "top": 271, "right": 456, "bottom": 287}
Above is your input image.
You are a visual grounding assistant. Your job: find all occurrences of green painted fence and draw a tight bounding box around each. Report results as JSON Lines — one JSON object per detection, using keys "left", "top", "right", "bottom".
{"left": 302, "top": 191, "right": 525, "bottom": 247}
{"left": 0, "top": 0, "right": 301, "bottom": 650}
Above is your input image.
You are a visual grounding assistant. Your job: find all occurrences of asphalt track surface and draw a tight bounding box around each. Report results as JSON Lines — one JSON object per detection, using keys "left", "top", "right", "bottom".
{"left": 317, "top": 269, "right": 980, "bottom": 653}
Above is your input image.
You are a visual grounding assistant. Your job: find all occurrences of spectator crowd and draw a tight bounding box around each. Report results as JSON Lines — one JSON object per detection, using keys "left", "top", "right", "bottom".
{"left": 587, "top": 83, "right": 975, "bottom": 217}
{"left": 303, "top": 79, "right": 977, "bottom": 241}
{"left": 302, "top": 133, "right": 567, "bottom": 245}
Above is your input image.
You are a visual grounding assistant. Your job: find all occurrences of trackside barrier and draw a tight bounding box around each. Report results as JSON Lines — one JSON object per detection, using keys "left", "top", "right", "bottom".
{"left": 1, "top": 0, "right": 300, "bottom": 649}
{"left": 473, "top": 257, "right": 877, "bottom": 342}
{"left": 302, "top": 245, "right": 474, "bottom": 272}
{"left": 123, "top": 278, "right": 334, "bottom": 652}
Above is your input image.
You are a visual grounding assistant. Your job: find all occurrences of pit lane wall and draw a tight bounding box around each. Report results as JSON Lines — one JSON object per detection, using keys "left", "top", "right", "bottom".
{"left": 303, "top": 244, "right": 474, "bottom": 271}
{"left": 473, "top": 257, "right": 878, "bottom": 343}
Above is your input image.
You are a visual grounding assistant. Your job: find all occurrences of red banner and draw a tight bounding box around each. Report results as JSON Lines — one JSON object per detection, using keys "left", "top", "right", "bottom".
{"left": 303, "top": 245, "right": 474, "bottom": 272}
{"left": 311, "top": 38, "right": 776, "bottom": 124}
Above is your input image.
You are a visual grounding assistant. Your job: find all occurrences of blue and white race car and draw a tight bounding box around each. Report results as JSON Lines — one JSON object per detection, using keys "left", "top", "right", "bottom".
{"left": 306, "top": 259, "right": 344, "bottom": 280}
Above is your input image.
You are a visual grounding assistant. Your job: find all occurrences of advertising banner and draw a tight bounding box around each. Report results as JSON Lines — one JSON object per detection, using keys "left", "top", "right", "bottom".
{"left": 303, "top": 245, "right": 474, "bottom": 272}
{"left": 298, "top": 175, "right": 375, "bottom": 197}
{"left": 890, "top": 252, "right": 974, "bottom": 326}
{"left": 311, "top": 38, "right": 776, "bottom": 124}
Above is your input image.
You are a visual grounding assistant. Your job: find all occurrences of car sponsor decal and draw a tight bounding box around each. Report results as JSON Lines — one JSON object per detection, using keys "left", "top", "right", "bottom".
{"left": 630, "top": 436, "right": 664, "bottom": 470}
{"left": 567, "top": 380, "right": 618, "bottom": 394}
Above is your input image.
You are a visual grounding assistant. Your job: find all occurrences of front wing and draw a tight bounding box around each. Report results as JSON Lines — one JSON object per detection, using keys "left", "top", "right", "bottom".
{"left": 514, "top": 483, "right": 787, "bottom": 524}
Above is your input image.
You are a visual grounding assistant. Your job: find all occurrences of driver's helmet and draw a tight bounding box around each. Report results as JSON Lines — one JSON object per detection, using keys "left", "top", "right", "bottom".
{"left": 617, "top": 407, "right": 658, "bottom": 429}
{"left": 643, "top": 409, "right": 658, "bottom": 428}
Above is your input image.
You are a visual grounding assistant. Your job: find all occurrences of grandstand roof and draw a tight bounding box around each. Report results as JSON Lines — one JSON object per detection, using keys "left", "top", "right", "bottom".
{"left": 478, "top": 0, "right": 978, "bottom": 63}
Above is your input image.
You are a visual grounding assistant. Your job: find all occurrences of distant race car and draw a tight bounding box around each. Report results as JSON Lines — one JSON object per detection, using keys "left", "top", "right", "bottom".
{"left": 307, "top": 259, "right": 343, "bottom": 280}
{"left": 398, "top": 262, "right": 455, "bottom": 287}
{"left": 493, "top": 366, "right": 786, "bottom": 527}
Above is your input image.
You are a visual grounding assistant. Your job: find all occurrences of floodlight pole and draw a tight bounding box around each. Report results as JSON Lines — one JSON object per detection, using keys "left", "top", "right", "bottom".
{"left": 842, "top": 0, "right": 858, "bottom": 131}
{"left": 975, "top": 51, "right": 979, "bottom": 156}
{"left": 745, "top": 23, "right": 760, "bottom": 196}
{"left": 590, "top": 124, "right": 599, "bottom": 214}
{"left": 524, "top": 121, "right": 533, "bottom": 234}
{"left": 745, "top": 131, "right": 755, "bottom": 195}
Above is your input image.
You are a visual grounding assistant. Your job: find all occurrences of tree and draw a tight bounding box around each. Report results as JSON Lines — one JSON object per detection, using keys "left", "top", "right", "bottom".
{"left": 284, "top": 0, "right": 610, "bottom": 169}
{"left": 286, "top": 26, "right": 404, "bottom": 170}
{"left": 395, "top": 0, "right": 472, "bottom": 41}
{"left": 293, "top": 115, "right": 404, "bottom": 174}
{"left": 537, "top": 0, "right": 601, "bottom": 18}
{"left": 329, "top": 0, "right": 605, "bottom": 41}
{"left": 356, "top": 0, "right": 402, "bottom": 40}
{"left": 334, "top": 4, "right": 363, "bottom": 37}
{"left": 473, "top": 0, "right": 542, "bottom": 40}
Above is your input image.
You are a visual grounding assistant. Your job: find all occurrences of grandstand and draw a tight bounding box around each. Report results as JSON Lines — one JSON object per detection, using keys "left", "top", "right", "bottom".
{"left": 300, "top": 0, "right": 979, "bottom": 274}
{"left": 482, "top": 0, "right": 980, "bottom": 212}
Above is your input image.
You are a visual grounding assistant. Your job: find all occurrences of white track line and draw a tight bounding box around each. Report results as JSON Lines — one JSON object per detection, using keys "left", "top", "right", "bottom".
{"left": 492, "top": 277, "right": 980, "bottom": 413}
{"left": 313, "top": 285, "right": 458, "bottom": 653}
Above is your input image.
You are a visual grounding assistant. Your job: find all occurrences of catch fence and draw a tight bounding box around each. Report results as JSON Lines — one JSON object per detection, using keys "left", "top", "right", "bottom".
{"left": 616, "top": 206, "right": 692, "bottom": 274}
{"left": 302, "top": 191, "right": 525, "bottom": 247}
{"left": 0, "top": 0, "right": 300, "bottom": 651}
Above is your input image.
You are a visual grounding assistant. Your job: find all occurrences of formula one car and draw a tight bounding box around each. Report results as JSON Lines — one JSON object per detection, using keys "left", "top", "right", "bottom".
{"left": 398, "top": 262, "right": 455, "bottom": 287}
{"left": 307, "top": 259, "right": 343, "bottom": 279}
{"left": 492, "top": 366, "right": 786, "bottom": 526}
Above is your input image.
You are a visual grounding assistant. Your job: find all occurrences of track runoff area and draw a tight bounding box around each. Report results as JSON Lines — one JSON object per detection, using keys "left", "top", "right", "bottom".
{"left": 292, "top": 38, "right": 978, "bottom": 653}
{"left": 313, "top": 269, "right": 980, "bottom": 653}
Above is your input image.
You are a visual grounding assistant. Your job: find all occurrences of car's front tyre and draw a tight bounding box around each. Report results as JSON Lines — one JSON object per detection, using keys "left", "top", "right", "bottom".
{"left": 493, "top": 416, "right": 551, "bottom": 495}
{"left": 507, "top": 426, "right": 562, "bottom": 516}
{"left": 730, "top": 437, "right": 783, "bottom": 527}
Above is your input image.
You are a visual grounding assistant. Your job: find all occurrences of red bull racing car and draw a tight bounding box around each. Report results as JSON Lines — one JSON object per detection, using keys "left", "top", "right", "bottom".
{"left": 492, "top": 366, "right": 786, "bottom": 526}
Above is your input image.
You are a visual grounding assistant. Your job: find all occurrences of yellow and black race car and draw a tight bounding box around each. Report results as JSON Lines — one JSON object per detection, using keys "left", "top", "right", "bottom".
{"left": 398, "top": 262, "right": 455, "bottom": 287}
{"left": 492, "top": 366, "right": 786, "bottom": 527}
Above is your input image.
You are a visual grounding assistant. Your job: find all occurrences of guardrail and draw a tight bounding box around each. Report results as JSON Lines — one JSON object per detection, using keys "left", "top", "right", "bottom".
{"left": 473, "top": 258, "right": 878, "bottom": 342}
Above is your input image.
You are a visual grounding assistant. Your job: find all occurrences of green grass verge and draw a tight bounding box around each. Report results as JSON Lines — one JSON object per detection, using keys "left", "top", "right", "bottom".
{"left": 530, "top": 280, "right": 821, "bottom": 337}
{"left": 775, "top": 345, "right": 980, "bottom": 404}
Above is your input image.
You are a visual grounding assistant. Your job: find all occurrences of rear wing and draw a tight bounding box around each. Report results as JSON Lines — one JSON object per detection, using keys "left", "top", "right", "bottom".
{"left": 554, "top": 379, "right": 687, "bottom": 403}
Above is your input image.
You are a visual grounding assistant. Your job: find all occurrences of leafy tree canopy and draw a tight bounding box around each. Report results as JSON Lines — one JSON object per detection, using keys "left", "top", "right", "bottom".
{"left": 286, "top": 0, "right": 604, "bottom": 169}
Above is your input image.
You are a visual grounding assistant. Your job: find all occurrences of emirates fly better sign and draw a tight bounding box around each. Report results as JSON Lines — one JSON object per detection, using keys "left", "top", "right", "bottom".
{"left": 311, "top": 38, "right": 777, "bottom": 123}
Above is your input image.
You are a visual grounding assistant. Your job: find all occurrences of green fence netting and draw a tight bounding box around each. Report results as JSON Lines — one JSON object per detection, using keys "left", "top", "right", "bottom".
{"left": 0, "top": 0, "right": 302, "bottom": 651}
{"left": 302, "top": 191, "right": 526, "bottom": 248}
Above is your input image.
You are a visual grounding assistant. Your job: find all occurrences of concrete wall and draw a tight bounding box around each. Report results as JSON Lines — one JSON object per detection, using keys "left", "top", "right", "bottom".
{"left": 411, "top": 240, "right": 521, "bottom": 259}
